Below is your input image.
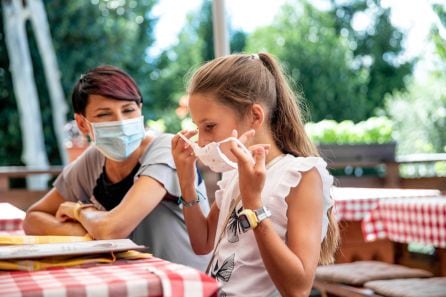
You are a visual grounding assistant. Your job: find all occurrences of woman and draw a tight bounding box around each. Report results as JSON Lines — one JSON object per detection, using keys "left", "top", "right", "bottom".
{"left": 23, "top": 65, "right": 210, "bottom": 270}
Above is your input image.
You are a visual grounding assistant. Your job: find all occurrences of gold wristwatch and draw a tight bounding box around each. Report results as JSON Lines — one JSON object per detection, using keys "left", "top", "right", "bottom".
{"left": 238, "top": 206, "right": 271, "bottom": 230}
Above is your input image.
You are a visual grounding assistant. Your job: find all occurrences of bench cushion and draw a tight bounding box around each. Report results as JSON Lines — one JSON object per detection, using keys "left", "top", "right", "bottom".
{"left": 316, "top": 261, "right": 433, "bottom": 286}
{"left": 364, "top": 277, "right": 446, "bottom": 297}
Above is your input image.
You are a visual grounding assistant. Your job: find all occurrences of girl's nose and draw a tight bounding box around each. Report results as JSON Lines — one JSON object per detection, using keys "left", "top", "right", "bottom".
{"left": 197, "top": 137, "right": 210, "bottom": 147}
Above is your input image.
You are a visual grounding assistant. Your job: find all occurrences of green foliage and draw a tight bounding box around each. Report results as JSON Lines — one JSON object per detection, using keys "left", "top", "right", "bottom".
{"left": 385, "top": 75, "right": 446, "bottom": 154}
{"left": 430, "top": 4, "right": 446, "bottom": 74}
{"left": 145, "top": 2, "right": 209, "bottom": 132}
{"left": 147, "top": 0, "right": 248, "bottom": 132}
{"left": 246, "top": 0, "right": 412, "bottom": 122}
{"left": 44, "top": 0, "right": 157, "bottom": 113}
{"left": 305, "top": 116, "right": 394, "bottom": 144}
{"left": 329, "top": 0, "right": 414, "bottom": 115}
{"left": 246, "top": 1, "right": 369, "bottom": 122}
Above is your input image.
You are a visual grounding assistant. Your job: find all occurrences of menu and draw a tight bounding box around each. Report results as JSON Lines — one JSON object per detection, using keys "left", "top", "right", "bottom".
{"left": 0, "top": 238, "right": 146, "bottom": 260}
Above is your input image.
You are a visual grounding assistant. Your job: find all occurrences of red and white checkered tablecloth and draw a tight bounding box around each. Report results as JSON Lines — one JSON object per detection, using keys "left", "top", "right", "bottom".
{"left": 0, "top": 203, "right": 25, "bottom": 231}
{"left": 332, "top": 187, "right": 441, "bottom": 221}
{"left": 0, "top": 257, "right": 219, "bottom": 297}
{"left": 362, "top": 196, "right": 446, "bottom": 248}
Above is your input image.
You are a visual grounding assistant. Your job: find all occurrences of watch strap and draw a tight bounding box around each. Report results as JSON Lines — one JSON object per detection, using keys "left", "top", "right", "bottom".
{"left": 254, "top": 206, "right": 272, "bottom": 223}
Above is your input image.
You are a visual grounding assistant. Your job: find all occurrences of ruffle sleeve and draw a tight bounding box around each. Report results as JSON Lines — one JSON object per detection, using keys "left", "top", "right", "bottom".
{"left": 266, "top": 156, "right": 334, "bottom": 242}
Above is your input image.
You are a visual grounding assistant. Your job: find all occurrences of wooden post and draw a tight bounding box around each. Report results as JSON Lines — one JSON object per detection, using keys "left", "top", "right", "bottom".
{"left": 385, "top": 162, "right": 400, "bottom": 188}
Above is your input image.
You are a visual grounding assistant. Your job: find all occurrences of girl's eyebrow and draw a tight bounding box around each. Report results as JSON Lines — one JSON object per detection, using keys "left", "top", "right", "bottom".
{"left": 197, "top": 118, "right": 213, "bottom": 125}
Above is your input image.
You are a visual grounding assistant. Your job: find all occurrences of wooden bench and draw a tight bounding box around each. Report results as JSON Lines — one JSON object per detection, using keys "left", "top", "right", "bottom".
{"left": 313, "top": 261, "right": 433, "bottom": 297}
{"left": 313, "top": 279, "right": 382, "bottom": 297}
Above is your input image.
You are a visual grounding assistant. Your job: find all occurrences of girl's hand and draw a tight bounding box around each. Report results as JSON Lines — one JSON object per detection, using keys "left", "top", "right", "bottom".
{"left": 172, "top": 130, "right": 198, "bottom": 194}
{"left": 230, "top": 135, "right": 267, "bottom": 210}
{"left": 55, "top": 201, "right": 78, "bottom": 222}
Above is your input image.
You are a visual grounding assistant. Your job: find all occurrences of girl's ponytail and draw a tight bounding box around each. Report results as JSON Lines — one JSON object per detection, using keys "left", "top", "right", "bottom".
{"left": 258, "top": 53, "right": 339, "bottom": 264}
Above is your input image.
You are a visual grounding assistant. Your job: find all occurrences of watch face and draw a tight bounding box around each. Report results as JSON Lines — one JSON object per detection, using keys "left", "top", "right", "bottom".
{"left": 239, "top": 214, "right": 251, "bottom": 230}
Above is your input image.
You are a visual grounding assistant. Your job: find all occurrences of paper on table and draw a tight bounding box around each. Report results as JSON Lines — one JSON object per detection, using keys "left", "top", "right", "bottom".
{"left": 0, "top": 203, "right": 25, "bottom": 220}
{"left": 0, "top": 238, "right": 146, "bottom": 260}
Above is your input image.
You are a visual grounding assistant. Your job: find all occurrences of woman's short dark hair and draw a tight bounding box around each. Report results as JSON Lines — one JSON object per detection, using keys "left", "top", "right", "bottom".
{"left": 71, "top": 65, "right": 143, "bottom": 115}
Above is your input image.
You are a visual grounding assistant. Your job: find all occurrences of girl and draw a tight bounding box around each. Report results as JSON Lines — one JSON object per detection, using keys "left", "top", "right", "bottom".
{"left": 172, "top": 53, "right": 339, "bottom": 296}
{"left": 23, "top": 65, "right": 210, "bottom": 270}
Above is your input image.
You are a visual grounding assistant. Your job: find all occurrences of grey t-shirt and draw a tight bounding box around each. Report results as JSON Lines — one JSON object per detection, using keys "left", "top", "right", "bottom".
{"left": 54, "top": 133, "right": 211, "bottom": 270}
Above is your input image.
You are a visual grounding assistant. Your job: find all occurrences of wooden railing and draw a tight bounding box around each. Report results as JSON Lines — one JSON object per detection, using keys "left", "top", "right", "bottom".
{"left": 331, "top": 153, "right": 446, "bottom": 192}
{"left": 0, "top": 166, "right": 63, "bottom": 210}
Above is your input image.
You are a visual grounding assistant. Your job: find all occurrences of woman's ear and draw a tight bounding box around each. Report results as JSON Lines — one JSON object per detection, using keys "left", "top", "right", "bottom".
{"left": 250, "top": 104, "right": 265, "bottom": 129}
{"left": 74, "top": 113, "right": 91, "bottom": 136}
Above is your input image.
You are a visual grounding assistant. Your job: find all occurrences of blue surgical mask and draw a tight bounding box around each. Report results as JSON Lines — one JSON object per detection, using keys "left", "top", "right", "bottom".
{"left": 89, "top": 116, "right": 146, "bottom": 161}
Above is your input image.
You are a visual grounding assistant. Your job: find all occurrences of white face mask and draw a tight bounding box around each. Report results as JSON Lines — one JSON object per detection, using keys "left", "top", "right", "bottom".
{"left": 178, "top": 133, "right": 254, "bottom": 173}
{"left": 89, "top": 116, "right": 146, "bottom": 161}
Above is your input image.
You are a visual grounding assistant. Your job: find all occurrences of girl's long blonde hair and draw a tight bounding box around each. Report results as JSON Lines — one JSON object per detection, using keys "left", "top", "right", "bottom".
{"left": 188, "top": 52, "right": 339, "bottom": 264}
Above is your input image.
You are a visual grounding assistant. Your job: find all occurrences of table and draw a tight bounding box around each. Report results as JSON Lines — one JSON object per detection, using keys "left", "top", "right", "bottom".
{"left": 332, "top": 187, "right": 441, "bottom": 221}
{"left": 362, "top": 196, "right": 446, "bottom": 246}
{"left": 361, "top": 196, "right": 446, "bottom": 276}
{"left": 331, "top": 187, "right": 442, "bottom": 265}
{"left": 0, "top": 257, "right": 219, "bottom": 297}
{"left": 0, "top": 203, "right": 25, "bottom": 231}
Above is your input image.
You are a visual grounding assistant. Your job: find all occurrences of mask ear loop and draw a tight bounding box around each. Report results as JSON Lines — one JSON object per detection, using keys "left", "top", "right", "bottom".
{"left": 82, "top": 116, "right": 96, "bottom": 141}
{"left": 217, "top": 137, "right": 254, "bottom": 168}
{"left": 177, "top": 132, "right": 201, "bottom": 154}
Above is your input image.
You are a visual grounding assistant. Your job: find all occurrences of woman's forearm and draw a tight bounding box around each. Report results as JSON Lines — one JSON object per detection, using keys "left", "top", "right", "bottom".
{"left": 76, "top": 208, "right": 128, "bottom": 240}
{"left": 23, "top": 211, "right": 87, "bottom": 236}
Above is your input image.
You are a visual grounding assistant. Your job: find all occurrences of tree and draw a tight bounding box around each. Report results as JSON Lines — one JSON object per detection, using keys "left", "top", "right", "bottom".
{"left": 385, "top": 3, "right": 446, "bottom": 155}
{"left": 246, "top": 1, "right": 369, "bottom": 122}
{"left": 328, "top": 0, "right": 414, "bottom": 115}
{"left": 44, "top": 0, "right": 157, "bottom": 105}
{"left": 147, "top": 0, "right": 247, "bottom": 132}
{"left": 431, "top": 4, "right": 446, "bottom": 74}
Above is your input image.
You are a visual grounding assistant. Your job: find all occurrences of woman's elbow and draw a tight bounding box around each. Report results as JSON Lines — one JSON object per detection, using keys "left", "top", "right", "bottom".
{"left": 22, "top": 212, "right": 39, "bottom": 234}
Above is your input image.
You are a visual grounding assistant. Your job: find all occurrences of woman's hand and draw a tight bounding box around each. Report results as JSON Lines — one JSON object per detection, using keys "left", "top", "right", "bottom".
{"left": 55, "top": 201, "right": 79, "bottom": 222}
{"left": 230, "top": 130, "right": 268, "bottom": 209}
{"left": 172, "top": 130, "right": 198, "bottom": 195}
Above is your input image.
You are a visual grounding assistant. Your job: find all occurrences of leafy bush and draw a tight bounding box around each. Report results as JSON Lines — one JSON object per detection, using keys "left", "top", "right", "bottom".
{"left": 305, "top": 117, "right": 394, "bottom": 144}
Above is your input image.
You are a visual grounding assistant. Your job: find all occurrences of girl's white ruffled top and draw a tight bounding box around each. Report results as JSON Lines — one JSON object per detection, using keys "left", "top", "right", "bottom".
{"left": 211, "top": 155, "right": 334, "bottom": 297}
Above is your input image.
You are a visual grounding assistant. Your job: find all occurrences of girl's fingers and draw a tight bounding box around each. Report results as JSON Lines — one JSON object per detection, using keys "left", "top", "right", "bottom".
{"left": 237, "top": 129, "right": 255, "bottom": 145}
{"left": 173, "top": 130, "right": 197, "bottom": 152}
{"left": 253, "top": 147, "right": 266, "bottom": 172}
{"left": 230, "top": 140, "right": 252, "bottom": 166}
{"left": 248, "top": 144, "right": 270, "bottom": 152}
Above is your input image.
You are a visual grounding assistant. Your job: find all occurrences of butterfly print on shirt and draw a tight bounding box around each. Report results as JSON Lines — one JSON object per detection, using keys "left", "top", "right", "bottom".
{"left": 211, "top": 253, "right": 235, "bottom": 282}
{"left": 226, "top": 205, "right": 248, "bottom": 243}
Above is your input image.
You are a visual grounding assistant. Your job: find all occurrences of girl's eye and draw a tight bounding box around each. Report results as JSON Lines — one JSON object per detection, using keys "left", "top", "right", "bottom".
{"left": 123, "top": 108, "right": 136, "bottom": 113}
{"left": 204, "top": 124, "right": 216, "bottom": 131}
